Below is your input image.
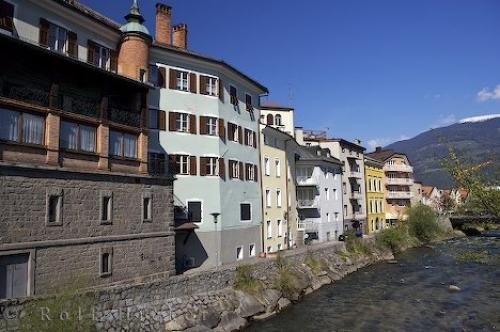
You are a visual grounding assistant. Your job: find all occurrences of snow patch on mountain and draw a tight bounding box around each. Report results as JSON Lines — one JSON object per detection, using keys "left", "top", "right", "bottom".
{"left": 458, "top": 114, "right": 500, "bottom": 124}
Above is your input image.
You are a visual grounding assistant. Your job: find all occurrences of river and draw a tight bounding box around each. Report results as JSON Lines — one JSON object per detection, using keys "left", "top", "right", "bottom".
{"left": 246, "top": 237, "right": 499, "bottom": 332}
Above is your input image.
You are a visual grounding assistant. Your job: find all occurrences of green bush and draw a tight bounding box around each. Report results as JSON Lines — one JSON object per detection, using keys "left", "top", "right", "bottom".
{"left": 234, "top": 264, "right": 260, "bottom": 292}
{"left": 375, "top": 225, "right": 411, "bottom": 252}
{"left": 273, "top": 253, "right": 298, "bottom": 297}
{"left": 407, "top": 204, "right": 441, "bottom": 243}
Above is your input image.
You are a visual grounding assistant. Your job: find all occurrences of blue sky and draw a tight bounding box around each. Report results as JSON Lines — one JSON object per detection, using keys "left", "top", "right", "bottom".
{"left": 81, "top": 0, "right": 500, "bottom": 150}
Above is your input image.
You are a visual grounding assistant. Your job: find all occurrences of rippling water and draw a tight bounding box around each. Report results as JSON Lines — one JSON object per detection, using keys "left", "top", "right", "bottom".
{"left": 246, "top": 237, "right": 500, "bottom": 332}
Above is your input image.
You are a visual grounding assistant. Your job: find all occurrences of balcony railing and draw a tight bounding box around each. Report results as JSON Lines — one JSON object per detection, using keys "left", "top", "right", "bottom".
{"left": 387, "top": 191, "right": 413, "bottom": 199}
{"left": 108, "top": 101, "right": 141, "bottom": 127}
{"left": 297, "top": 198, "right": 320, "bottom": 209}
{"left": 350, "top": 191, "right": 363, "bottom": 200}
{"left": 0, "top": 78, "right": 50, "bottom": 107}
{"left": 347, "top": 170, "right": 362, "bottom": 178}
{"left": 58, "top": 91, "right": 100, "bottom": 117}
{"left": 384, "top": 164, "right": 413, "bottom": 173}
{"left": 386, "top": 177, "right": 414, "bottom": 185}
{"left": 296, "top": 176, "right": 319, "bottom": 186}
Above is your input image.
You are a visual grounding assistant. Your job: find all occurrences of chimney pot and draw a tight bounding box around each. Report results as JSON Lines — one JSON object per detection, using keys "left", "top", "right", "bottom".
{"left": 172, "top": 23, "right": 188, "bottom": 49}
{"left": 155, "top": 2, "right": 172, "bottom": 45}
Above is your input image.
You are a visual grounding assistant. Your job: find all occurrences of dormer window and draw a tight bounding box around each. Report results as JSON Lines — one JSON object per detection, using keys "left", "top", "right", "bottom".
{"left": 230, "top": 86, "right": 238, "bottom": 106}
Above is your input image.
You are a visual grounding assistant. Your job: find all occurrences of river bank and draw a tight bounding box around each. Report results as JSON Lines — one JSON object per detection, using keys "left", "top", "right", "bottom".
{"left": 0, "top": 239, "right": 393, "bottom": 332}
{"left": 246, "top": 236, "right": 500, "bottom": 332}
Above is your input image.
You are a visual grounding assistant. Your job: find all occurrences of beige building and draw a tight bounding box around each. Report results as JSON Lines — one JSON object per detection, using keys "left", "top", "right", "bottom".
{"left": 366, "top": 148, "right": 414, "bottom": 226}
{"left": 411, "top": 181, "right": 423, "bottom": 206}
{"left": 260, "top": 125, "right": 299, "bottom": 253}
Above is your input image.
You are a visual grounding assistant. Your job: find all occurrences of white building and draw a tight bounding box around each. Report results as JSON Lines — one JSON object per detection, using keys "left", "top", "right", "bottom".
{"left": 147, "top": 4, "right": 268, "bottom": 272}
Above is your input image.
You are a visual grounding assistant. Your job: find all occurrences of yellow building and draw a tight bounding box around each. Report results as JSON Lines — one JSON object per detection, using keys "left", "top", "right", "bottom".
{"left": 260, "top": 125, "right": 292, "bottom": 253}
{"left": 364, "top": 156, "right": 385, "bottom": 234}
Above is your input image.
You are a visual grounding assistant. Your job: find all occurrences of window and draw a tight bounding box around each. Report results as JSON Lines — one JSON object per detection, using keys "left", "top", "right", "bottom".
{"left": 264, "top": 157, "right": 271, "bottom": 176}
{"left": 187, "top": 201, "right": 202, "bottom": 223}
{"left": 334, "top": 189, "right": 338, "bottom": 200}
{"left": 246, "top": 163, "right": 256, "bottom": 181}
{"left": 267, "top": 246, "right": 272, "bottom": 253}
{"left": 99, "top": 249, "right": 112, "bottom": 277}
{"left": 245, "top": 94, "right": 253, "bottom": 111}
{"left": 206, "top": 117, "right": 217, "bottom": 136}
{"left": 173, "top": 155, "right": 190, "bottom": 175}
{"left": 267, "top": 220, "right": 272, "bottom": 238}
{"left": 335, "top": 212, "right": 339, "bottom": 221}
{"left": 149, "top": 153, "right": 166, "bottom": 175}
{"left": 48, "top": 23, "right": 67, "bottom": 53}
{"left": 228, "top": 123, "right": 239, "bottom": 142}
{"left": 275, "top": 114, "right": 282, "bottom": 126}
{"left": 326, "top": 188, "right": 330, "bottom": 200}
{"left": 109, "top": 131, "right": 137, "bottom": 158}
{"left": 100, "top": 192, "right": 112, "bottom": 224}
{"left": 0, "top": 1, "right": 14, "bottom": 33}
{"left": 201, "top": 157, "right": 218, "bottom": 176}
{"left": 277, "top": 220, "right": 283, "bottom": 237}
{"left": 230, "top": 86, "right": 238, "bottom": 105}
{"left": 60, "top": 121, "right": 96, "bottom": 153}
{"left": 88, "top": 41, "right": 110, "bottom": 70}
{"left": 275, "top": 159, "right": 281, "bottom": 177}
{"left": 205, "top": 77, "right": 217, "bottom": 96}
{"left": 240, "top": 203, "right": 251, "bottom": 221}
{"left": 344, "top": 204, "right": 348, "bottom": 217}
{"left": 230, "top": 160, "right": 240, "bottom": 179}
{"left": 327, "top": 212, "right": 330, "bottom": 223}
{"left": 245, "top": 129, "right": 255, "bottom": 147}
{"left": 266, "top": 114, "right": 274, "bottom": 125}
{"left": 276, "top": 189, "right": 282, "bottom": 207}
{"left": 175, "top": 113, "right": 189, "bottom": 132}
{"left": 249, "top": 244, "right": 256, "bottom": 257}
{"left": 47, "top": 195, "right": 61, "bottom": 224}
{"left": 236, "top": 246, "right": 243, "bottom": 260}
{"left": 176, "top": 70, "right": 189, "bottom": 91}
{"left": 142, "top": 195, "right": 152, "bottom": 222}
{"left": 277, "top": 244, "right": 282, "bottom": 251}
{"left": 0, "top": 109, "right": 44, "bottom": 145}
{"left": 265, "top": 190, "right": 272, "bottom": 207}
{"left": 343, "top": 182, "right": 347, "bottom": 194}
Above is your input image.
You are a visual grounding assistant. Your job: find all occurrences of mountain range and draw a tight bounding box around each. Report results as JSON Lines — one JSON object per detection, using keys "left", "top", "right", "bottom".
{"left": 384, "top": 115, "right": 500, "bottom": 189}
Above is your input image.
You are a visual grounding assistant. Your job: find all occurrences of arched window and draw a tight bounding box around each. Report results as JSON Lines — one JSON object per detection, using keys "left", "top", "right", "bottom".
{"left": 266, "top": 114, "right": 274, "bottom": 125}
{"left": 275, "top": 114, "right": 282, "bottom": 126}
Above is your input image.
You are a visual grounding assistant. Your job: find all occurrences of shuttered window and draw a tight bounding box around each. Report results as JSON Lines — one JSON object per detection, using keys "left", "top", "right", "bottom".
{"left": 149, "top": 109, "right": 166, "bottom": 130}
{"left": 0, "top": 1, "right": 14, "bottom": 32}
{"left": 230, "top": 86, "right": 238, "bottom": 106}
{"left": 200, "top": 157, "right": 218, "bottom": 176}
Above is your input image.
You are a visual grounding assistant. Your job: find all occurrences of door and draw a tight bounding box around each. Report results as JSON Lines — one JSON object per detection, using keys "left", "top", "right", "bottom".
{"left": 0, "top": 254, "right": 29, "bottom": 299}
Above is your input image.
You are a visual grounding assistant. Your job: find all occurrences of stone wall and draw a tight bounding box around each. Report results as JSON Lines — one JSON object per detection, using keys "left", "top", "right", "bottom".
{"left": 0, "top": 239, "right": 393, "bottom": 331}
{"left": 0, "top": 164, "right": 175, "bottom": 296}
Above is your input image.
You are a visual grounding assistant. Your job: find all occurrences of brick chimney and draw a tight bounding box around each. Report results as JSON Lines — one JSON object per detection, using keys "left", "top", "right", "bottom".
{"left": 172, "top": 23, "right": 187, "bottom": 49}
{"left": 155, "top": 3, "right": 172, "bottom": 45}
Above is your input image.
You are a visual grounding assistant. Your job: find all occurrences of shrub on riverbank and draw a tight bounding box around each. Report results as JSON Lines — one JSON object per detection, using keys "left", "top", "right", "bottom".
{"left": 273, "top": 254, "right": 299, "bottom": 298}
{"left": 304, "top": 255, "right": 327, "bottom": 275}
{"left": 407, "top": 204, "right": 442, "bottom": 243}
{"left": 375, "top": 225, "right": 411, "bottom": 252}
{"left": 234, "top": 264, "right": 261, "bottom": 292}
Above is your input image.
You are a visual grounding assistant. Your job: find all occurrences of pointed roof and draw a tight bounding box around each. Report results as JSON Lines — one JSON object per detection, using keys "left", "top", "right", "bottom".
{"left": 120, "top": 0, "right": 151, "bottom": 38}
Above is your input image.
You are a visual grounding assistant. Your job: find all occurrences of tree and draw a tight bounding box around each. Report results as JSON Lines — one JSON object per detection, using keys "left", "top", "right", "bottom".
{"left": 442, "top": 148, "right": 500, "bottom": 218}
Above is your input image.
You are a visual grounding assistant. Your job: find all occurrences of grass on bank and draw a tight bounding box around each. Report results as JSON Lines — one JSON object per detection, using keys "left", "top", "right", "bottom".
{"left": 234, "top": 264, "right": 261, "bottom": 292}
{"left": 345, "top": 232, "right": 372, "bottom": 256}
{"left": 304, "top": 254, "right": 327, "bottom": 275}
{"left": 273, "top": 253, "right": 299, "bottom": 298}
{"left": 19, "top": 277, "right": 95, "bottom": 332}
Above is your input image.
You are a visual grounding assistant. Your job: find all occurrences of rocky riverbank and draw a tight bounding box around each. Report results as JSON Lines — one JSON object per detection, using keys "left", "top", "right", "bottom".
{"left": 0, "top": 240, "right": 393, "bottom": 332}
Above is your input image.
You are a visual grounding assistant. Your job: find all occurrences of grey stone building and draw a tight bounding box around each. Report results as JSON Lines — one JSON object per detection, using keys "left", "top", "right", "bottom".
{"left": 0, "top": 0, "right": 174, "bottom": 298}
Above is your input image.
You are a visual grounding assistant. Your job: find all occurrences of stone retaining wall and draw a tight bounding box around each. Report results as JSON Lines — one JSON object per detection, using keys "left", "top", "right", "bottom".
{"left": 0, "top": 239, "right": 393, "bottom": 331}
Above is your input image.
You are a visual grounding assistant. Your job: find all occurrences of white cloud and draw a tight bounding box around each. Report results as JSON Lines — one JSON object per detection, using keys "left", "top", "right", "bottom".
{"left": 366, "top": 138, "right": 390, "bottom": 150}
{"left": 432, "top": 114, "right": 456, "bottom": 128}
{"left": 477, "top": 85, "right": 500, "bottom": 102}
{"left": 459, "top": 114, "right": 500, "bottom": 123}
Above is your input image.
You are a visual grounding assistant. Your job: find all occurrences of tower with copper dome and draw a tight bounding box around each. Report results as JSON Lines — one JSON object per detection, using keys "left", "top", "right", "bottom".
{"left": 118, "top": 0, "right": 152, "bottom": 82}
